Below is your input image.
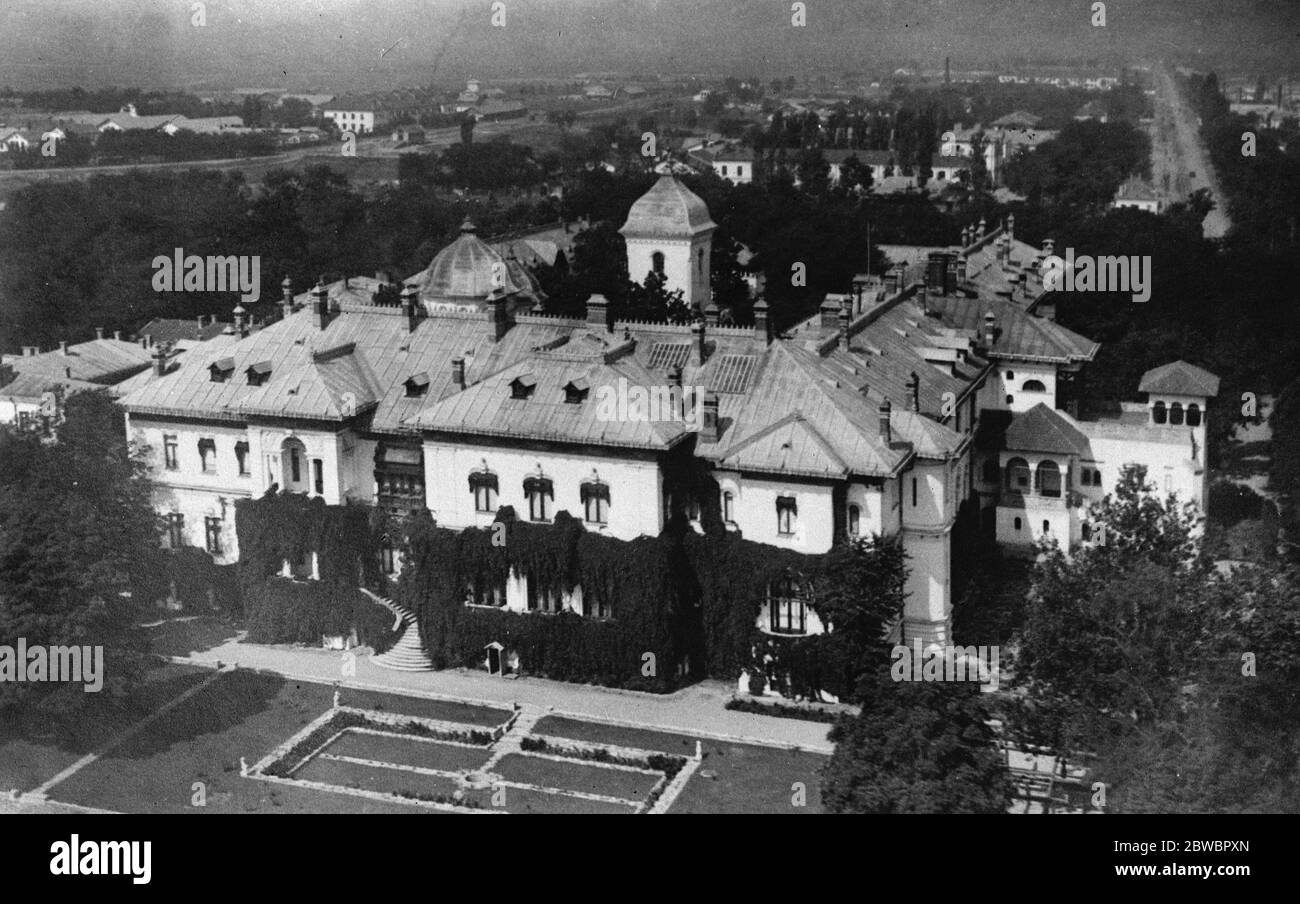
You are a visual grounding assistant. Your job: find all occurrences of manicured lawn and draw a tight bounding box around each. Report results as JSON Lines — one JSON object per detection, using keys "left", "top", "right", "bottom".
{"left": 339, "top": 689, "right": 511, "bottom": 727}
{"left": 321, "top": 730, "right": 491, "bottom": 773}
{"left": 502, "top": 787, "right": 638, "bottom": 815}
{"left": 50, "top": 669, "right": 424, "bottom": 813}
{"left": 294, "top": 756, "right": 470, "bottom": 805}
{"left": 533, "top": 715, "right": 828, "bottom": 814}
{"left": 0, "top": 662, "right": 211, "bottom": 793}
{"left": 493, "top": 753, "right": 661, "bottom": 801}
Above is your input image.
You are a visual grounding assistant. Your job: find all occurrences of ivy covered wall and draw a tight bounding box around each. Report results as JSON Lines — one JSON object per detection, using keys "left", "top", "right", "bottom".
{"left": 232, "top": 493, "right": 907, "bottom": 697}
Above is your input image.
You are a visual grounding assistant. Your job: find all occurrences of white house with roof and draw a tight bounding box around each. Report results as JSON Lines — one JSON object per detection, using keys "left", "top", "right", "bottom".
{"left": 113, "top": 183, "right": 1220, "bottom": 689}
{"left": 1113, "top": 176, "right": 1163, "bottom": 214}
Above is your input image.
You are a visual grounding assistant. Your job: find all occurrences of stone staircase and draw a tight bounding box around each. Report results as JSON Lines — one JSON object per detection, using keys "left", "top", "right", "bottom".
{"left": 360, "top": 589, "right": 434, "bottom": 672}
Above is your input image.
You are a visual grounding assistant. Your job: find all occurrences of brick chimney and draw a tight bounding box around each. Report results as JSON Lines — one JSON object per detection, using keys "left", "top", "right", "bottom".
{"left": 488, "top": 287, "right": 510, "bottom": 342}
{"left": 691, "top": 320, "right": 707, "bottom": 367}
{"left": 983, "top": 311, "right": 996, "bottom": 349}
{"left": 311, "top": 279, "right": 329, "bottom": 331}
{"left": 451, "top": 357, "right": 466, "bottom": 391}
{"left": 586, "top": 294, "right": 609, "bottom": 331}
{"left": 401, "top": 284, "right": 421, "bottom": 333}
{"left": 908, "top": 372, "right": 921, "bottom": 412}
{"left": 151, "top": 344, "right": 167, "bottom": 377}
{"left": 754, "top": 298, "right": 770, "bottom": 344}
{"left": 700, "top": 392, "right": 719, "bottom": 443}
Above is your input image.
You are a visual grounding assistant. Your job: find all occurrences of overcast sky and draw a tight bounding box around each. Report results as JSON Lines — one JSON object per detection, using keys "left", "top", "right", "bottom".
{"left": 0, "top": 0, "right": 1295, "bottom": 91}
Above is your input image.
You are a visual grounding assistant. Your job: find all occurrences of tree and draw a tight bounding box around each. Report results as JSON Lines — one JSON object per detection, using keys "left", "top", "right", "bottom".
{"left": 795, "top": 147, "right": 830, "bottom": 196}
{"left": 823, "top": 670, "right": 1011, "bottom": 813}
{"left": 0, "top": 391, "right": 158, "bottom": 711}
{"left": 459, "top": 115, "right": 476, "bottom": 145}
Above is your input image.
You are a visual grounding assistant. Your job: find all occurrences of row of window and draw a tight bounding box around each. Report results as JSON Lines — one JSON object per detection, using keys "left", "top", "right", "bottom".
{"left": 461, "top": 575, "right": 613, "bottom": 619}
{"left": 469, "top": 471, "right": 611, "bottom": 525}
{"left": 163, "top": 434, "right": 251, "bottom": 477}
{"left": 164, "top": 512, "right": 224, "bottom": 555}
{"left": 1011, "top": 517, "right": 1053, "bottom": 535}
{"left": 1153, "top": 401, "right": 1202, "bottom": 426}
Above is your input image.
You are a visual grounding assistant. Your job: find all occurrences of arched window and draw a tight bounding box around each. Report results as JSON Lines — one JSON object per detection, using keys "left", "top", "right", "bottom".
{"left": 651, "top": 251, "right": 665, "bottom": 274}
{"left": 1035, "top": 460, "right": 1062, "bottom": 498}
{"left": 1013, "top": 517, "right": 1022, "bottom": 531}
{"left": 1043, "top": 520, "right": 1051, "bottom": 534}
{"left": 847, "top": 504, "right": 861, "bottom": 537}
{"left": 1006, "top": 457, "right": 1030, "bottom": 491}
{"left": 1169, "top": 402, "right": 1184, "bottom": 426}
{"left": 1186, "top": 403, "right": 1202, "bottom": 427}
{"left": 1006, "top": 394, "right": 1014, "bottom": 406}
{"left": 1153, "top": 400, "right": 1167, "bottom": 424}
{"left": 1023, "top": 379, "right": 1046, "bottom": 392}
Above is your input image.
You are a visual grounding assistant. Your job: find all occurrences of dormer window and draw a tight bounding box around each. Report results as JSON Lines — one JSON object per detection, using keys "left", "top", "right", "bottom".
{"left": 247, "top": 361, "right": 272, "bottom": 387}
{"left": 405, "top": 372, "right": 430, "bottom": 398}
{"left": 209, "top": 357, "right": 235, "bottom": 383}
{"left": 511, "top": 374, "right": 537, "bottom": 400}
{"left": 564, "top": 379, "right": 590, "bottom": 404}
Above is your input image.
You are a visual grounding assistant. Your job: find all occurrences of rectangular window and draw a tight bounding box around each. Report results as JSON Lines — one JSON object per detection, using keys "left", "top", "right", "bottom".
{"left": 204, "top": 516, "right": 222, "bottom": 555}
{"left": 313, "top": 459, "right": 324, "bottom": 495}
{"left": 776, "top": 496, "right": 797, "bottom": 535}
{"left": 167, "top": 512, "right": 185, "bottom": 549}
{"left": 524, "top": 477, "right": 553, "bottom": 522}
{"left": 769, "top": 598, "right": 807, "bottom": 635}
{"left": 198, "top": 438, "right": 217, "bottom": 473}
{"left": 474, "top": 483, "right": 497, "bottom": 513}
{"left": 912, "top": 477, "right": 918, "bottom": 507}
{"left": 381, "top": 544, "right": 396, "bottom": 575}
{"left": 235, "top": 441, "right": 250, "bottom": 476}
{"left": 526, "top": 576, "right": 561, "bottom": 613}
{"left": 164, "top": 434, "right": 178, "bottom": 470}
{"left": 290, "top": 449, "right": 301, "bottom": 484}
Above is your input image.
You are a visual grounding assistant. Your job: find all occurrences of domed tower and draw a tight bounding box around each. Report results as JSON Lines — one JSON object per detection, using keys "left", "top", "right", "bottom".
{"left": 619, "top": 176, "right": 716, "bottom": 312}
{"left": 405, "top": 219, "right": 538, "bottom": 313}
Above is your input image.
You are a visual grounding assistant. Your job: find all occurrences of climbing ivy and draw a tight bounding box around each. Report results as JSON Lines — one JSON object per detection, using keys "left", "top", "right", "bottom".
{"left": 234, "top": 495, "right": 907, "bottom": 697}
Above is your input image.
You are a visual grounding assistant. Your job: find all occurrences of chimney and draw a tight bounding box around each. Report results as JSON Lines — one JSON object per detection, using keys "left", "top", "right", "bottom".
{"left": 983, "top": 311, "right": 996, "bottom": 349}
{"left": 234, "top": 303, "right": 249, "bottom": 338}
{"left": 962, "top": 225, "right": 972, "bottom": 246}
{"left": 704, "top": 301, "right": 721, "bottom": 327}
{"left": 878, "top": 399, "right": 892, "bottom": 443}
{"left": 1042, "top": 237, "right": 1055, "bottom": 258}
{"left": 691, "top": 320, "right": 707, "bottom": 367}
{"left": 926, "top": 253, "right": 947, "bottom": 296}
{"left": 311, "top": 279, "right": 330, "bottom": 331}
{"left": 196, "top": 315, "right": 205, "bottom": 333}
{"left": 401, "top": 284, "right": 421, "bottom": 332}
{"left": 1006, "top": 212, "right": 1015, "bottom": 242}
{"left": 488, "top": 288, "right": 509, "bottom": 342}
{"left": 907, "top": 372, "right": 921, "bottom": 413}
{"left": 22, "top": 346, "right": 36, "bottom": 357}
{"left": 753, "top": 299, "right": 770, "bottom": 344}
{"left": 700, "top": 393, "right": 719, "bottom": 443}
{"left": 586, "top": 294, "right": 609, "bottom": 331}
{"left": 838, "top": 306, "right": 851, "bottom": 348}
{"left": 451, "top": 356, "right": 466, "bottom": 391}
{"left": 59, "top": 340, "right": 69, "bottom": 355}
{"left": 95, "top": 327, "right": 104, "bottom": 340}
{"left": 151, "top": 345, "right": 167, "bottom": 377}
{"left": 977, "top": 217, "right": 986, "bottom": 241}
{"left": 281, "top": 275, "right": 294, "bottom": 317}
{"left": 955, "top": 254, "right": 967, "bottom": 284}
{"left": 113, "top": 330, "right": 122, "bottom": 341}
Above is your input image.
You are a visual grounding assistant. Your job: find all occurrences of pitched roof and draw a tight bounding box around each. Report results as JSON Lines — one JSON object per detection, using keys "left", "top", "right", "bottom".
{"left": 136, "top": 317, "right": 229, "bottom": 345}
{"left": 408, "top": 220, "right": 522, "bottom": 303}
{"left": 10, "top": 339, "right": 153, "bottom": 384}
{"left": 1115, "top": 175, "right": 1160, "bottom": 201}
{"left": 1138, "top": 360, "right": 1220, "bottom": 398}
{"left": 1003, "top": 402, "right": 1090, "bottom": 455}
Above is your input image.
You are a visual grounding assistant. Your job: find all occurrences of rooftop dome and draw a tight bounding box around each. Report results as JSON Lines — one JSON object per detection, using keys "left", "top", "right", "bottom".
{"left": 620, "top": 176, "right": 717, "bottom": 239}
{"left": 409, "top": 219, "right": 522, "bottom": 303}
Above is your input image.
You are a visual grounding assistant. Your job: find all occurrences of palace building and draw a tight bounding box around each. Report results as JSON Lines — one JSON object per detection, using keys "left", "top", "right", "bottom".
{"left": 117, "top": 178, "right": 1218, "bottom": 656}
